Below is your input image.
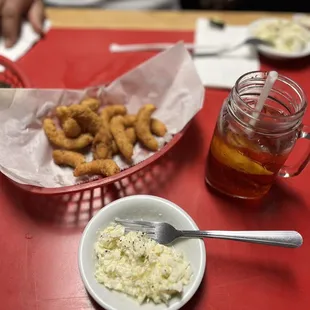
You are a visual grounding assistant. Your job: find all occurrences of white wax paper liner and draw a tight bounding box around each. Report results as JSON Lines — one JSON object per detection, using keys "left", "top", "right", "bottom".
{"left": 0, "top": 42, "right": 205, "bottom": 187}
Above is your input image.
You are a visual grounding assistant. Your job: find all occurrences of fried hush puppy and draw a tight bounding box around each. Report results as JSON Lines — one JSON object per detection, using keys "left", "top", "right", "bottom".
{"left": 99, "top": 104, "right": 128, "bottom": 140}
{"left": 80, "top": 98, "right": 100, "bottom": 112}
{"left": 56, "top": 106, "right": 82, "bottom": 139}
{"left": 55, "top": 99, "right": 101, "bottom": 138}
{"left": 125, "top": 127, "right": 137, "bottom": 145}
{"left": 109, "top": 113, "right": 164, "bottom": 155}
{"left": 74, "top": 159, "right": 120, "bottom": 177}
{"left": 123, "top": 114, "right": 137, "bottom": 127}
{"left": 55, "top": 106, "right": 70, "bottom": 121}
{"left": 123, "top": 114, "right": 167, "bottom": 137}
{"left": 111, "top": 140, "right": 118, "bottom": 155}
{"left": 92, "top": 127, "right": 114, "bottom": 160}
{"left": 62, "top": 118, "right": 82, "bottom": 138}
{"left": 43, "top": 118, "right": 93, "bottom": 150}
{"left": 52, "top": 150, "right": 85, "bottom": 168}
{"left": 135, "top": 104, "right": 158, "bottom": 151}
{"left": 92, "top": 106, "right": 128, "bottom": 160}
{"left": 46, "top": 102, "right": 168, "bottom": 180}
{"left": 111, "top": 127, "right": 137, "bottom": 155}
{"left": 93, "top": 126, "right": 136, "bottom": 159}
{"left": 100, "top": 105, "right": 127, "bottom": 125}
{"left": 110, "top": 115, "right": 137, "bottom": 155}
{"left": 110, "top": 115, "right": 134, "bottom": 161}
{"left": 69, "top": 104, "right": 102, "bottom": 135}
{"left": 151, "top": 118, "right": 167, "bottom": 137}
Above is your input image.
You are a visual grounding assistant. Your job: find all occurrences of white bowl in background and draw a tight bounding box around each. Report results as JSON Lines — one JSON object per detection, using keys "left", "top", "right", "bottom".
{"left": 293, "top": 14, "right": 310, "bottom": 30}
{"left": 78, "top": 195, "right": 206, "bottom": 310}
{"left": 248, "top": 17, "right": 310, "bottom": 60}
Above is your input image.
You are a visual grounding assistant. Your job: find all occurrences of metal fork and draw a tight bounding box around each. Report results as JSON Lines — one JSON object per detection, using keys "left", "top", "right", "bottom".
{"left": 115, "top": 219, "right": 303, "bottom": 248}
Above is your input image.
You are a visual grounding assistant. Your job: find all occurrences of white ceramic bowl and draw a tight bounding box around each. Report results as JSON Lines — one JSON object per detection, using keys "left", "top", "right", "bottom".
{"left": 248, "top": 17, "right": 310, "bottom": 60}
{"left": 78, "top": 195, "right": 206, "bottom": 310}
{"left": 293, "top": 14, "right": 310, "bottom": 30}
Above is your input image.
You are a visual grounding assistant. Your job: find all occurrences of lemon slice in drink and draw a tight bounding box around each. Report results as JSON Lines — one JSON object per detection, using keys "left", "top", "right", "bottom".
{"left": 211, "top": 135, "right": 273, "bottom": 175}
{"left": 226, "top": 131, "right": 261, "bottom": 151}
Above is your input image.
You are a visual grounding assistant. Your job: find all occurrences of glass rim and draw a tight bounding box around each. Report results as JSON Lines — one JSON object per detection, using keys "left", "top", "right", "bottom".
{"left": 234, "top": 70, "right": 307, "bottom": 121}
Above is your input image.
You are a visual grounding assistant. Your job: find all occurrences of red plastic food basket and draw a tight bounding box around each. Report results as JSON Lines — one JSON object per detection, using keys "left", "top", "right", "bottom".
{"left": 0, "top": 55, "right": 31, "bottom": 87}
{"left": 11, "top": 124, "right": 189, "bottom": 195}
{"left": 0, "top": 60, "right": 192, "bottom": 197}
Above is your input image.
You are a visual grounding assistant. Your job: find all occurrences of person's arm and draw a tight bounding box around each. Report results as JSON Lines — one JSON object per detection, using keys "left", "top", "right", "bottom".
{"left": 1, "top": 0, "right": 45, "bottom": 48}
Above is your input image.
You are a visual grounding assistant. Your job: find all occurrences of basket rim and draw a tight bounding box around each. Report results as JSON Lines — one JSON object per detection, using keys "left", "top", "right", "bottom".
{"left": 0, "top": 55, "right": 31, "bottom": 88}
{"left": 8, "top": 123, "right": 190, "bottom": 195}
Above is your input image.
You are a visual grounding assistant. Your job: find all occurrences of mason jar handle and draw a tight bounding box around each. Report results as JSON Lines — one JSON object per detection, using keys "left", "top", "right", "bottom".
{"left": 278, "top": 125, "right": 310, "bottom": 178}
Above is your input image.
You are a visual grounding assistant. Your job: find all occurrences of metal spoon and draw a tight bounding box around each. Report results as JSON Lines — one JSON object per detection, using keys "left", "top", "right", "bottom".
{"left": 110, "top": 38, "right": 271, "bottom": 55}
{"left": 193, "top": 38, "right": 272, "bottom": 56}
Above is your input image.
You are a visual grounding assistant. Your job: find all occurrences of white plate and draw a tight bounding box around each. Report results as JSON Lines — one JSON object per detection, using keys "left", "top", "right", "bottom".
{"left": 78, "top": 195, "right": 206, "bottom": 310}
{"left": 248, "top": 17, "right": 310, "bottom": 60}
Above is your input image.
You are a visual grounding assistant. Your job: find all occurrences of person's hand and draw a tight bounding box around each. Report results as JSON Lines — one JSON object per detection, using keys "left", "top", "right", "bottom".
{"left": 1, "top": 0, "right": 45, "bottom": 48}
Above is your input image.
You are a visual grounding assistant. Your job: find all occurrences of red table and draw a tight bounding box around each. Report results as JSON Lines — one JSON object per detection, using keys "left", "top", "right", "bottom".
{"left": 1, "top": 28, "right": 310, "bottom": 310}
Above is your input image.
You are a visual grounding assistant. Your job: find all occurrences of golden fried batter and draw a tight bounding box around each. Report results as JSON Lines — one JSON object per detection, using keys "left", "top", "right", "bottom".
{"left": 111, "top": 127, "right": 137, "bottom": 154}
{"left": 110, "top": 115, "right": 137, "bottom": 154}
{"left": 52, "top": 150, "right": 85, "bottom": 168}
{"left": 101, "top": 105, "right": 127, "bottom": 124}
{"left": 111, "top": 140, "right": 118, "bottom": 155}
{"left": 110, "top": 115, "right": 134, "bottom": 161}
{"left": 151, "top": 118, "right": 167, "bottom": 137}
{"left": 135, "top": 104, "right": 158, "bottom": 151}
{"left": 69, "top": 104, "right": 102, "bottom": 135}
{"left": 80, "top": 98, "right": 100, "bottom": 112}
{"left": 43, "top": 118, "right": 93, "bottom": 150}
{"left": 122, "top": 114, "right": 166, "bottom": 137}
{"left": 74, "top": 159, "right": 120, "bottom": 177}
{"left": 92, "top": 127, "right": 114, "bottom": 160}
{"left": 123, "top": 114, "right": 137, "bottom": 127}
{"left": 62, "top": 118, "right": 82, "bottom": 138}
{"left": 125, "top": 127, "right": 137, "bottom": 145}
{"left": 55, "top": 106, "right": 82, "bottom": 138}
{"left": 56, "top": 106, "right": 71, "bottom": 121}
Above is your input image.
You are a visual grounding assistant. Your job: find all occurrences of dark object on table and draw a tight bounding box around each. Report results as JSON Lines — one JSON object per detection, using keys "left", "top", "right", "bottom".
{"left": 0, "top": 81, "right": 11, "bottom": 88}
{"left": 180, "top": 0, "right": 310, "bottom": 12}
{"left": 210, "top": 18, "right": 225, "bottom": 29}
{"left": 180, "top": 0, "right": 201, "bottom": 9}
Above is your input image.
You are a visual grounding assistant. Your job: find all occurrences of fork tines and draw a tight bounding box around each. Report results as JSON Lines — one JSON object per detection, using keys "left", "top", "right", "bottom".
{"left": 115, "top": 218, "right": 156, "bottom": 235}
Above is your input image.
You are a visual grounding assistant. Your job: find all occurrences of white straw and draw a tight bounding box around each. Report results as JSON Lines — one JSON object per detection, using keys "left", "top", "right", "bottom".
{"left": 249, "top": 71, "right": 278, "bottom": 127}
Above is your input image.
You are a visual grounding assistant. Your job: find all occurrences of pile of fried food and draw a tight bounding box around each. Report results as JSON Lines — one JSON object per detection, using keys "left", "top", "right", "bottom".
{"left": 43, "top": 98, "right": 167, "bottom": 179}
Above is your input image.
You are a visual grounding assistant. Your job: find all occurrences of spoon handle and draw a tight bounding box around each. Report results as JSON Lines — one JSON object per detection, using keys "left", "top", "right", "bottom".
{"left": 109, "top": 42, "right": 237, "bottom": 53}
{"left": 110, "top": 43, "right": 196, "bottom": 52}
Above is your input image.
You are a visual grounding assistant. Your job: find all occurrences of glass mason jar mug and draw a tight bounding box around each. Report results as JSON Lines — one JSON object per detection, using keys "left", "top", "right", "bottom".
{"left": 205, "top": 71, "right": 310, "bottom": 199}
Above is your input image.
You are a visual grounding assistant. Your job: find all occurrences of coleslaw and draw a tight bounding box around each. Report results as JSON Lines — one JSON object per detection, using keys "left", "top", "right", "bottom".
{"left": 94, "top": 223, "right": 192, "bottom": 305}
{"left": 253, "top": 19, "right": 310, "bottom": 53}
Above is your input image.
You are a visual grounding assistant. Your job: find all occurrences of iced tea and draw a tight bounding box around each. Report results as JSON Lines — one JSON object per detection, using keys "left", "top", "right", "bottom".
{"left": 206, "top": 125, "right": 289, "bottom": 199}
{"left": 205, "top": 71, "right": 310, "bottom": 199}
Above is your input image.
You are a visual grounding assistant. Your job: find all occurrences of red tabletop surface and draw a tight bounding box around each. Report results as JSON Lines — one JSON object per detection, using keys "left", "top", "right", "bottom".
{"left": 1, "top": 28, "right": 310, "bottom": 310}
